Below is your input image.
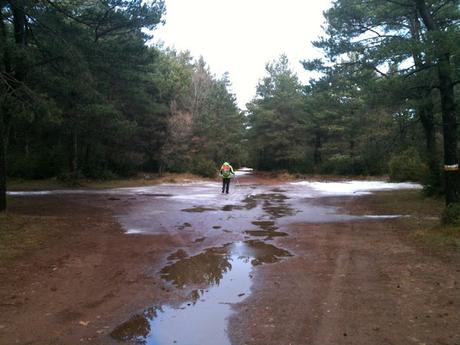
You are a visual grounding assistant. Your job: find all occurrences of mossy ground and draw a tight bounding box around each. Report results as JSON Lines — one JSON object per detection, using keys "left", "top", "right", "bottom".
{"left": 358, "top": 190, "right": 460, "bottom": 249}
{"left": 7, "top": 173, "right": 215, "bottom": 191}
{"left": 0, "top": 212, "right": 62, "bottom": 265}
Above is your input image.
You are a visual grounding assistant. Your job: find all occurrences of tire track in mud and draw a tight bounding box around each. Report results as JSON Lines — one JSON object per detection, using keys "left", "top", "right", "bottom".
{"left": 312, "top": 231, "right": 351, "bottom": 345}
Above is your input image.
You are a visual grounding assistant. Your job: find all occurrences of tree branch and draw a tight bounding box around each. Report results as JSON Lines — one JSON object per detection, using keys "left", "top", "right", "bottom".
{"left": 385, "top": 0, "right": 413, "bottom": 8}
{"left": 402, "top": 62, "right": 434, "bottom": 77}
{"left": 433, "top": 0, "right": 453, "bottom": 15}
{"left": 42, "top": 0, "right": 98, "bottom": 27}
{"left": 371, "top": 65, "right": 388, "bottom": 77}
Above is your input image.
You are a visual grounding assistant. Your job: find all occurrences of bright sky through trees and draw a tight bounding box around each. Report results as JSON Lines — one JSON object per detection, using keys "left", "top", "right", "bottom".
{"left": 152, "top": 0, "right": 332, "bottom": 109}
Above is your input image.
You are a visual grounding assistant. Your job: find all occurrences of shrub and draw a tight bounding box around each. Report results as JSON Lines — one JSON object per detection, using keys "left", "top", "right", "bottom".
{"left": 190, "top": 158, "right": 217, "bottom": 178}
{"left": 441, "top": 203, "right": 460, "bottom": 226}
{"left": 389, "top": 148, "right": 427, "bottom": 182}
{"left": 422, "top": 169, "right": 443, "bottom": 197}
{"left": 8, "top": 148, "right": 65, "bottom": 179}
{"left": 56, "top": 172, "right": 83, "bottom": 186}
{"left": 320, "top": 154, "right": 367, "bottom": 175}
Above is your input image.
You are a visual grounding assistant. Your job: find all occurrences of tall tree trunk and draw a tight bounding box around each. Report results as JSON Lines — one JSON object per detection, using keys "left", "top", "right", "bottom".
{"left": 349, "top": 139, "right": 355, "bottom": 174}
{"left": 0, "top": 0, "right": 27, "bottom": 212}
{"left": 72, "top": 129, "right": 78, "bottom": 177}
{"left": 0, "top": 2, "right": 16, "bottom": 212}
{"left": 11, "top": 0, "right": 26, "bottom": 43}
{"left": 415, "top": 0, "right": 459, "bottom": 205}
{"left": 0, "top": 4, "right": 7, "bottom": 212}
{"left": 409, "top": 10, "right": 440, "bottom": 190}
{"left": 313, "top": 130, "right": 322, "bottom": 165}
{"left": 24, "top": 139, "right": 29, "bottom": 158}
{"left": 438, "top": 58, "right": 459, "bottom": 204}
{"left": 0, "top": 107, "right": 7, "bottom": 212}
{"left": 419, "top": 100, "right": 440, "bottom": 189}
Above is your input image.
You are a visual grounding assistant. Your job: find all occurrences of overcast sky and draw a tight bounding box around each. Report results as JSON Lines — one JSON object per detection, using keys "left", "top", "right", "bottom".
{"left": 151, "top": 0, "right": 332, "bottom": 109}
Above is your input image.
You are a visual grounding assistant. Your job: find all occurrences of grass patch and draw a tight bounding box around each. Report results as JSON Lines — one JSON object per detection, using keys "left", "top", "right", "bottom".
{"left": 0, "top": 213, "right": 62, "bottom": 265}
{"left": 7, "top": 178, "right": 68, "bottom": 191}
{"left": 365, "top": 190, "right": 443, "bottom": 218}
{"left": 7, "top": 173, "right": 214, "bottom": 191}
{"left": 414, "top": 225, "right": 460, "bottom": 248}
{"left": 295, "top": 173, "right": 390, "bottom": 182}
{"left": 363, "top": 190, "right": 460, "bottom": 250}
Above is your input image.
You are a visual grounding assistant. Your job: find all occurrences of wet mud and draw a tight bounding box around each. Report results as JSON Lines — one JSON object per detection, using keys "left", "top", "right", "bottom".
{"left": 166, "top": 249, "right": 188, "bottom": 261}
{"left": 175, "top": 222, "right": 192, "bottom": 231}
{"left": 251, "top": 220, "right": 277, "bottom": 229}
{"left": 181, "top": 207, "right": 217, "bottom": 213}
{"left": 3, "top": 173, "right": 458, "bottom": 345}
{"left": 136, "top": 193, "right": 173, "bottom": 198}
{"left": 244, "top": 229, "right": 288, "bottom": 239}
{"left": 245, "top": 220, "right": 288, "bottom": 239}
{"left": 193, "top": 237, "right": 206, "bottom": 243}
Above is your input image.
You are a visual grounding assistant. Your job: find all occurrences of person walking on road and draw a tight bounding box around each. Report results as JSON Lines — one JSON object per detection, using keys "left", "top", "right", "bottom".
{"left": 220, "top": 162, "right": 235, "bottom": 194}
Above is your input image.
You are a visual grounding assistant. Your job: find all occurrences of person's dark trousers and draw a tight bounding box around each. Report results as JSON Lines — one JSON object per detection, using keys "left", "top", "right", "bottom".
{"left": 222, "top": 178, "right": 230, "bottom": 193}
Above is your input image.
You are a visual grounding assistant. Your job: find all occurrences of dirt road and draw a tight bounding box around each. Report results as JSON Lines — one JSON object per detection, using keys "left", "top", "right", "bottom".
{"left": 1, "top": 172, "right": 459, "bottom": 345}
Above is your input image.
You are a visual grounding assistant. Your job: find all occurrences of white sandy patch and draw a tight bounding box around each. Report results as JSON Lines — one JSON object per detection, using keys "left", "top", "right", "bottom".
{"left": 7, "top": 191, "right": 53, "bottom": 196}
{"left": 170, "top": 193, "right": 219, "bottom": 200}
{"left": 125, "top": 228, "right": 145, "bottom": 234}
{"left": 362, "top": 215, "right": 406, "bottom": 219}
{"left": 290, "top": 180, "right": 422, "bottom": 197}
{"left": 235, "top": 168, "right": 253, "bottom": 176}
{"left": 202, "top": 183, "right": 221, "bottom": 187}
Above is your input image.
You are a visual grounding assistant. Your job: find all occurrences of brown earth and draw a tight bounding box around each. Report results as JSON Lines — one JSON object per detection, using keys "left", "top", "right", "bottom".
{"left": 0, "top": 175, "right": 459, "bottom": 345}
{"left": 229, "top": 214, "right": 460, "bottom": 345}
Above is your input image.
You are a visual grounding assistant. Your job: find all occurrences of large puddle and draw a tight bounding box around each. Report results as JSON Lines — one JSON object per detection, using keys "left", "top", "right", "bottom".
{"left": 8, "top": 174, "right": 422, "bottom": 235}
{"left": 9, "top": 172, "right": 423, "bottom": 344}
{"left": 111, "top": 241, "right": 291, "bottom": 345}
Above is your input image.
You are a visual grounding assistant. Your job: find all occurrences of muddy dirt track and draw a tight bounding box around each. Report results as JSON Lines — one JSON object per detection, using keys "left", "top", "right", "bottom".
{"left": 1, "top": 172, "right": 459, "bottom": 345}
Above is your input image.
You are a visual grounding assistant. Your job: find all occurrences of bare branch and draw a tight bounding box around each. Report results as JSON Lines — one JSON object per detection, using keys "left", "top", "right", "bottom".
{"left": 433, "top": 0, "right": 453, "bottom": 15}
{"left": 371, "top": 65, "right": 388, "bottom": 77}
{"left": 42, "top": 0, "right": 94, "bottom": 26}
{"left": 402, "top": 62, "right": 435, "bottom": 77}
{"left": 385, "top": 0, "right": 413, "bottom": 8}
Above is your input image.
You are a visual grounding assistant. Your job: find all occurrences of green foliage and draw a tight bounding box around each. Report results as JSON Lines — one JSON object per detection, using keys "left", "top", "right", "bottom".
{"left": 423, "top": 173, "right": 444, "bottom": 197}
{"left": 1, "top": 1, "right": 246, "bottom": 184}
{"left": 158, "top": 53, "right": 246, "bottom": 174}
{"left": 2, "top": 0, "right": 458, "bottom": 198}
{"left": 389, "top": 149, "right": 427, "bottom": 182}
{"left": 309, "top": 0, "right": 460, "bottom": 204}
{"left": 247, "top": 55, "right": 309, "bottom": 171}
{"left": 246, "top": 52, "right": 420, "bottom": 176}
{"left": 321, "top": 154, "right": 364, "bottom": 175}
{"left": 8, "top": 148, "right": 66, "bottom": 179}
{"left": 441, "top": 203, "right": 460, "bottom": 226}
{"left": 190, "top": 157, "right": 217, "bottom": 178}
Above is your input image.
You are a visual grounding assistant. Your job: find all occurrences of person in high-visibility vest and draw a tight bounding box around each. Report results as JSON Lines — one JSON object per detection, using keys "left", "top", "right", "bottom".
{"left": 219, "top": 162, "right": 235, "bottom": 194}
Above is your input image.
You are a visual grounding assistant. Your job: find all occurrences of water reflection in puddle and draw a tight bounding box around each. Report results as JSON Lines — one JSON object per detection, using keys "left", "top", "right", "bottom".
{"left": 161, "top": 246, "right": 231, "bottom": 288}
{"left": 111, "top": 241, "right": 291, "bottom": 345}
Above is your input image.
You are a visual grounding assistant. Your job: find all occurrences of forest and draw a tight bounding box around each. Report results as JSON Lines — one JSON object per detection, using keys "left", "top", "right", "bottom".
{"left": 1, "top": 0, "right": 460, "bottom": 213}
{"left": 2, "top": 2, "right": 460, "bottom": 344}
